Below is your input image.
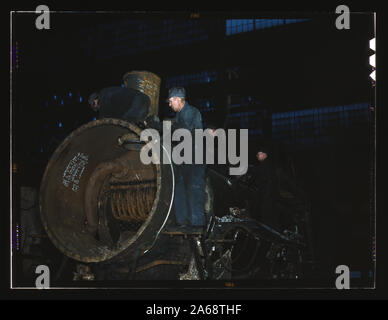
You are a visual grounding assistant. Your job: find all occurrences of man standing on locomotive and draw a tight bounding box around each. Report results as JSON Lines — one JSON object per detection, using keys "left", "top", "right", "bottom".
{"left": 164, "top": 87, "right": 206, "bottom": 233}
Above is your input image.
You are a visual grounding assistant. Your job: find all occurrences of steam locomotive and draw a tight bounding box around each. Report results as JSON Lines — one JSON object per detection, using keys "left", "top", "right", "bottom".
{"left": 36, "top": 71, "right": 313, "bottom": 282}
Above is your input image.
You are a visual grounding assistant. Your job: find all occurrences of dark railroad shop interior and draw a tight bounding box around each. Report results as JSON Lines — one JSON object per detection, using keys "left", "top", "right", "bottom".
{"left": 11, "top": 12, "right": 375, "bottom": 287}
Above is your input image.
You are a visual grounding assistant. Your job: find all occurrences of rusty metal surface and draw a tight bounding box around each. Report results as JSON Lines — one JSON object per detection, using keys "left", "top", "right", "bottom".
{"left": 135, "top": 260, "right": 184, "bottom": 274}
{"left": 122, "top": 71, "right": 161, "bottom": 117}
{"left": 109, "top": 182, "right": 156, "bottom": 222}
{"left": 84, "top": 158, "right": 124, "bottom": 235}
{"left": 40, "top": 118, "right": 174, "bottom": 263}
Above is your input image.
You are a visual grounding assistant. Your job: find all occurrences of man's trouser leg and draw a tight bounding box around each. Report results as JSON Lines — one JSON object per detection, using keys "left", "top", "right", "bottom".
{"left": 184, "top": 165, "right": 206, "bottom": 226}
{"left": 260, "top": 183, "right": 280, "bottom": 231}
{"left": 173, "top": 165, "right": 190, "bottom": 225}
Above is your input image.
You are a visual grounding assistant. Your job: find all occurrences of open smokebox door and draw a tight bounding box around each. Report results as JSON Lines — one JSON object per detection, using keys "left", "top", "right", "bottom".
{"left": 39, "top": 118, "right": 174, "bottom": 264}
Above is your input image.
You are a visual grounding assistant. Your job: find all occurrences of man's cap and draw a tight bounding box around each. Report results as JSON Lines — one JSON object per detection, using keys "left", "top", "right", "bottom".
{"left": 166, "top": 87, "right": 186, "bottom": 101}
{"left": 257, "top": 146, "right": 269, "bottom": 154}
{"left": 207, "top": 124, "right": 218, "bottom": 130}
{"left": 256, "top": 141, "right": 270, "bottom": 154}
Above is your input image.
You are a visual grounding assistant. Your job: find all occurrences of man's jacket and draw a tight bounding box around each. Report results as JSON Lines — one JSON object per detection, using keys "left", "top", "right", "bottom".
{"left": 145, "top": 102, "right": 204, "bottom": 165}
{"left": 172, "top": 102, "right": 203, "bottom": 131}
{"left": 173, "top": 102, "right": 203, "bottom": 166}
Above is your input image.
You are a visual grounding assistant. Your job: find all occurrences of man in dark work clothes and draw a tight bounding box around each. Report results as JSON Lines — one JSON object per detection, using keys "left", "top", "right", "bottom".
{"left": 249, "top": 145, "right": 281, "bottom": 232}
{"left": 88, "top": 87, "right": 151, "bottom": 121}
{"left": 145, "top": 87, "right": 206, "bottom": 233}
